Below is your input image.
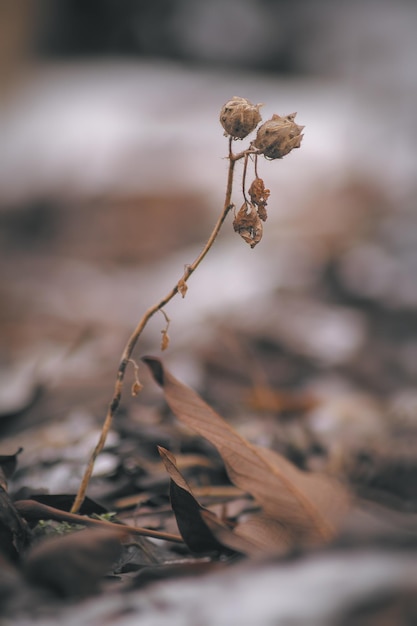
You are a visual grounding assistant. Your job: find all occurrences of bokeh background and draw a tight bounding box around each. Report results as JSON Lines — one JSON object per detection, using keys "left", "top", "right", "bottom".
{"left": 1, "top": 0, "right": 417, "bottom": 491}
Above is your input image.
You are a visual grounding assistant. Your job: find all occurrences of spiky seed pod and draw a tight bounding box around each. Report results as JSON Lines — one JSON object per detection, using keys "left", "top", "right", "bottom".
{"left": 220, "top": 97, "right": 263, "bottom": 140}
{"left": 254, "top": 113, "right": 304, "bottom": 159}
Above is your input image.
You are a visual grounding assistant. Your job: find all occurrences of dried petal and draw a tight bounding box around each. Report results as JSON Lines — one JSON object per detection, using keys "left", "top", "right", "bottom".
{"left": 254, "top": 113, "right": 304, "bottom": 159}
{"left": 220, "top": 97, "right": 263, "bottom": 140}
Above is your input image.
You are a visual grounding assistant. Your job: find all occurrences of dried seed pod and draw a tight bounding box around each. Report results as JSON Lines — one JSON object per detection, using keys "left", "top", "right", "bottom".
{"left": 233, "top": 202, "right": 263, "bottom": 248}
{"left": 220, "top": 97, "right": 263, "bottom": 140}
{"left": 254, "top": 113, "right": 304, "bottom": 159}
{"left": 248, "top": 177, "right": 270, "bottom": 221}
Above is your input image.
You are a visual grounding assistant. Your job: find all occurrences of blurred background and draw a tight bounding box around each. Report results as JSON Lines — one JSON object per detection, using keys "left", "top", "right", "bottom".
{"left": 1, "top": 1, "right": 417, "bottom": 489}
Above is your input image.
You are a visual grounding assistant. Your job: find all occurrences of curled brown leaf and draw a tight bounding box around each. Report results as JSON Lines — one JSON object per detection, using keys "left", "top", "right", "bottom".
{"left": 144, "top": 357, "right": 352, "bottom": 550}
{"left": 23, "top": 527, "right": 125, "bottom": 598}
{"left": 158, "top": 446, "right": 231, "bottom": 555}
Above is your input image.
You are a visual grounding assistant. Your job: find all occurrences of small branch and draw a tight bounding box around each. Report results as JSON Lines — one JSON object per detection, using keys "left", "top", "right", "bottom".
{"left": 15, "top": 499, "right": 184, "bottom": 544}
{"left": 71, "top": 140, "right": 250, "bottom": 514}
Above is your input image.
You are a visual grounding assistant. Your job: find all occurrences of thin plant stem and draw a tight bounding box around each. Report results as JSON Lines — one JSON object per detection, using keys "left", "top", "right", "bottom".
{"left": 254, "top": 153, "right": 260, "bottom": 179}
{"left": 242, "top": 152, "right": 249, "bottom": 205}
{"left": 71, "top": 137, "right": 247, "bottom": 514}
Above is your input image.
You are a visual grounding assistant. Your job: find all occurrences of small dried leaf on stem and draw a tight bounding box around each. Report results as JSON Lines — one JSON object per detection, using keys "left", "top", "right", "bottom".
{"left": 177, "top": 277, "right": 188, "bottom": 298}
{"left": 160, "top": 331, "right": 170, "bottom": 351}
{"left": 129, "top": 359, "right": 144, "bottom": 396}
{"left": 160, "top": 309, "right": 171, "bottom": 351}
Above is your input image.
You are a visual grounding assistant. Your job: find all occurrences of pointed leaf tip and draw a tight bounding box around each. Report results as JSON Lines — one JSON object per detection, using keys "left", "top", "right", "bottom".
{"left": 142, "top": 356, "right": 165, "bottom": 386}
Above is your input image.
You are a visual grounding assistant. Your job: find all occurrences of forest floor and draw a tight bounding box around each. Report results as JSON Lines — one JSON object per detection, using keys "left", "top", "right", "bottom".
{"left": 1, "top": 62, "right": 417, "bottom": 625}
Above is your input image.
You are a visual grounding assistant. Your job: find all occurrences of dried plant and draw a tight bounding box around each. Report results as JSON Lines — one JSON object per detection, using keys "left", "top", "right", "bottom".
{"left": 71, "top": 97, "right": 304, "bottom": 514}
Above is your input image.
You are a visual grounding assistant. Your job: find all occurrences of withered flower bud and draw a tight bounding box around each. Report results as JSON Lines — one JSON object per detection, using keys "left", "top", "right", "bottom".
{"left": 254, "top": 113, "right": 304, "bottom": 159}
{"left": 220, "top": 97, "right": 263, "bottom": 140}
{"left": 233, "top": 202, "right": 263, "bottom": 248}
{"left": 248, "top": 177, "right": 270, "bottom": 222}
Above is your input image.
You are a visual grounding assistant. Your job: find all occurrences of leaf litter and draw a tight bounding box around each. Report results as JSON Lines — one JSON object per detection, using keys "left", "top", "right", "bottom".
{"left": 158, "top": 446, "right": 233, "bottom": 555}
{"left": 2, "top": 347, "right": 414, "bottom": 613}
{"left": 1, "top": 344, "right": 416, "bottom": 622}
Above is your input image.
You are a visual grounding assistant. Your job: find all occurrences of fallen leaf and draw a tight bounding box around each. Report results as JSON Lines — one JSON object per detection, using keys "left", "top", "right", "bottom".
{"left": 158, "top": 446, "right": 229, "bottom": 555}
{"left": 0, "top": 551, "right": 22, "bottom": 608}
{"left": 130, "top": 559, "right": 222, "bottom": 590}
{"left": 0, "top": 488, "right": 31, "bottom": 561}
{"left": 144, "top": 357, "right": 351, "bottom": 548}
{"left": 232, "top": 514, "right": 295, "bottom": 554}
{"left": 159, "top": 447, "right": 282, "bottom": 557}
{"left": 246, "top": 386, "right": 318, "bottom": 415}
{"left": 200, "top": 510, "right": 269, "bottom": 557}
{"left": 23, "top": 527, "right": 126, "bottom": 598}
{"left": 0, "top": 448, "right": 23, "bottom": 490}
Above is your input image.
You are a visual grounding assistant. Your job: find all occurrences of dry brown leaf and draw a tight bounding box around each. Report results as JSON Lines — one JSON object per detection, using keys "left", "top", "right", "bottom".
{"left": 144, "top": 357, "right": 351, "bottom": 547}
{"left": 0, "top": 488, "right": 31, "bottom": 561}
{"left": 202, "top": 511, "right": 295, "bottom": 556}
{"left": 158, "top": 446, "right": 231, "bottom": 555}
{"left": 160, "top": 448, "right": 276, "bottom": 557}
{"left": 246, "top": 385, "right": 318, "bottom": 415}
{"left": 232, "top": 514, "right": 293, "bottom": 554}
{"left": 0, "top": 448, "right": 23, "bottom": 491}
{"left": 131, "top": 559, "right": 223, "bottom": 590}
{"left": 23, "top": 527, "right": 126, "bottom": 598}
{"left": 200, "top": 510, "right": 263, "bottom": 557}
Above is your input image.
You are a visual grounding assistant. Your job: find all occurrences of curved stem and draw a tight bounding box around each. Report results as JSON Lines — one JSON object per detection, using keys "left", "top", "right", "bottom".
{"left": 242, "top": 152, "right": 249, "bottom": 205}
{"left": 71, "top": 139, "right": 242, "bottom": 514}
{"left": 254, "top": 153, "right": 259, "bottom": 179}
